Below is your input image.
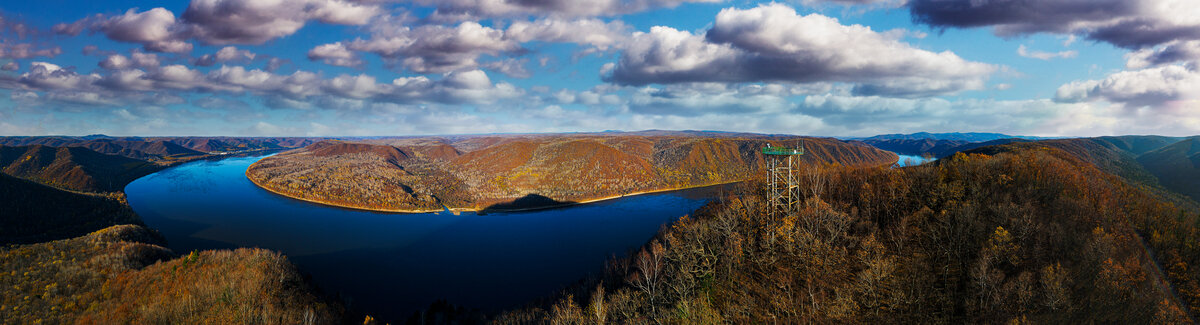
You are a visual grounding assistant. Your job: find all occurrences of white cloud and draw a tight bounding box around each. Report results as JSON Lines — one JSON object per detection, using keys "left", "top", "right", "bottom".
{"left": 349, "top": 21, "right": 518, "bottom": 73}
{"left": 1055, "top": 64, "right": 1200, "bottom": 107}
{"left": 307, "top": 42, "right": 363, "bottom": 68}
{"left": 607, "top": 4, "right": 996, "bottom": 97}
{"left": 417, "top": 0, "right": 721, "bottom": 20}
{"left": 1124, "top": 40, "right": 1200, "bottom": 69}
{"left": 181, "top": 0, "right": 382, "bottom": 45}
{"left": 505, "top": 18, "right": 630, "bottom": 50}
{"left": 1017, "top": 45, "right": 1078, "bottom": 60}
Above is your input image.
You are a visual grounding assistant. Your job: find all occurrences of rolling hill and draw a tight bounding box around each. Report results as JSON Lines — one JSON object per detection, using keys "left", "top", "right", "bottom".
{"left": 0, "top": 145, "right": 349, "bottom": 324}
{"left": 0, "top": 224, "right": 345, "bottom": 324}
{"left": 860, "top": 138, "right": 969, "bottom": 156}
{"left": 0, "top": 173, "right": 142, "bottom": 244}
{"left": 0, "top": 136, "right": 322, "bottom": 161}
{"left": 73, "top": 139, "right": 204, "bottom": 160}
{"left": 498, "top": 141, "right": 1200, "bottom": 324}
{"left": 1139, "top": 137, "right": 1200, "bottom": 201}
{"left": 247, "top": 134, "right": 898, "bottom": 212}
{"left": 857, "top": 132, "right": 1046, "bottom": 142}
{"left": 0, "top": 145, "right": 162, "bottom": 193}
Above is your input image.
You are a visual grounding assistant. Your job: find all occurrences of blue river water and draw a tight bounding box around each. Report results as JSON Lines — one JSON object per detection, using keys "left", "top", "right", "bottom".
{"left": 124, "top": 154, "right": 720, "bottom": 320}
{"left": 894, "top": 154, "right": 936, "bottom": 167}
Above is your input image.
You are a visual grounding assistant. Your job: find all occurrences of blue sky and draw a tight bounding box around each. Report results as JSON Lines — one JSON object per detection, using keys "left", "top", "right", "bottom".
{"left": 0, "top": 0, "right": 1197, "bottom": 137}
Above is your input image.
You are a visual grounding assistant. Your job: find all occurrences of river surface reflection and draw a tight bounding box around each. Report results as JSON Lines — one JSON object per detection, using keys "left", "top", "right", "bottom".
{"left": 125, "top": 154, "right": 722, "bottom": 320}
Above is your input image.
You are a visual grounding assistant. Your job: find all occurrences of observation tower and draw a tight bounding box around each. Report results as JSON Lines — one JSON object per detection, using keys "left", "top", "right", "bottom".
{"left": 763, "top": 142, "right": 805, "bottom": 215}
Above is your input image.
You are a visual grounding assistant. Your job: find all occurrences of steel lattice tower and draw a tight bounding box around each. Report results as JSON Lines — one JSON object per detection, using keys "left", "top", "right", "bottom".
{"left": 763, "top": 143, "right": 804, "bottom": 216}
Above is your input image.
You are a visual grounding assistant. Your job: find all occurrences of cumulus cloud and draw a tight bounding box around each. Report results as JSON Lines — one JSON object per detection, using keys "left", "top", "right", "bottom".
{"left": 0, "top": 43, "right": 63, "bottom": 59}
{"left": 417, "top": 0, "right": 720, "bottom": 20}
{"left": 348, "top": 21, "right": 519, "bottom": 73}
{"left": 307, "top": 42, "right": 363, "bottom": 68}
{"left": 1017, "top": 45, "right": 1077, "bottom": 60}
{"left": 1055, "top": 64, "right": 1200, "bottom": 107}
{"left": 606, "top": 4, "right": 995, "bottom": 97}
{"left": 99, "top": 54, "right": 132, "bottom": 70}
{"left": 481, "top": 58, "right": 531, "bottom": 78}
{"left": 92, "top": 8, "right": 193, "bottom": 53}
{"left": 19, "top": 62, "right": 102, "bottom": 90}
{"left": 908, "top": 0, "right": 1200, "bottom": 49}
{"left": 65, "top": 0, "right": 381, "bottom": 53}
{"left": 505, "top": 18, "right": 630, "bottom": 50}
{"left": 3, "top": 57, "right": 523, "bottom": 109}
{"left": 195, "top": 46, "right": 256, "bottom": 66}
{"left": 1, "top": 62, "right": 17, "bottom": 71}
{"left": 1125, "top": 40, "right": 1200, "bottom": 69}
{"left": 181, "top": 0, "right": 381, "bottom": 45}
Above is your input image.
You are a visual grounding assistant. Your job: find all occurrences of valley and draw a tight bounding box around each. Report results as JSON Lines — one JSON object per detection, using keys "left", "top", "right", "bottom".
{"left": 4, "top": 132, "right": 1200, "bottom": 324}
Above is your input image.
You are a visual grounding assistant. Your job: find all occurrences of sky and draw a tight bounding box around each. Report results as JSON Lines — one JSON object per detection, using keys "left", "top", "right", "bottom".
{"left": 0, "top": 0, "right": 1197, "bottom": 137}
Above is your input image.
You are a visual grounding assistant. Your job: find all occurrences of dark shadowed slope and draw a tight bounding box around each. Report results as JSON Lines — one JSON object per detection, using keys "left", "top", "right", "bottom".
{"left": 74, "top": 139, "right": 204, "bottom": 160}
{"left": 1139, "top": 137, "right": 1200, "bottom": 202}
{"left": 0, "top": 173, "right": 141, "bottom": 244}
{"left": 0, "top": 145, "right": 161, "bottom": 192}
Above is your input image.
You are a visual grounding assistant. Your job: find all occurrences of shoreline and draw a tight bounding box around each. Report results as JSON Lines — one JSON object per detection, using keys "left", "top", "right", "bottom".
{"left": 245, "top": 159, "right": 739, "bottom": 214}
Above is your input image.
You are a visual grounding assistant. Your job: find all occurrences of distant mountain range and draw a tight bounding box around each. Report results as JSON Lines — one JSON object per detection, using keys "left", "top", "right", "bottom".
{"left": 853, "top": 132, "right": 1051, "bottom": 142}
{"left": 0, "top": 136, "right": 321, "bottom": 160}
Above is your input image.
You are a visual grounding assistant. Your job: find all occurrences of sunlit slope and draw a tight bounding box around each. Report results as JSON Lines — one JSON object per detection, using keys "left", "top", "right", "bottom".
{"left": 247, "top": 134, "right": 897, "bottom": 211}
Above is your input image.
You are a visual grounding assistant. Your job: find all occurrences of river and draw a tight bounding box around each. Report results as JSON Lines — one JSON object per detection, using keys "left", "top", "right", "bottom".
{"left": 124, "top": 154, "right": 720, "bottom": 320}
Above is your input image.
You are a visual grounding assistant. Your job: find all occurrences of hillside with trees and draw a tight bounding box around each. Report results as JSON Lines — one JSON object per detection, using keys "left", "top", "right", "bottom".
{"left": 497, "top": 144, "right": 1200, "bottom": 324}
{"left": 0, "top": 136, "right": 321, "bottom": 161}
{"left": 0, "top": 173, "right": 140, "bottom": 244}
{"left": 0, "top": 145, "right": 162, "bottom": 193}
{"left": 0, "top": 225, "right": 344, "bottom": 324}
{"left": 0, "top": 142, "right": 349, "bottom": 324}
{"left": 860, "top": 138, "right": 968, "bottom": 157}
{"left": 1140, "top": 137, "right": 1200, "bottom": 202}
{"left": 246, "top": 135, "right": 898, "bottom": 212}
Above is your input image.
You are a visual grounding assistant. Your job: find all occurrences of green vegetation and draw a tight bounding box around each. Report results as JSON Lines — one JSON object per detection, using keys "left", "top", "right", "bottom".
{"left": 498, "top": 145, "right": 1200, "bottom": 323}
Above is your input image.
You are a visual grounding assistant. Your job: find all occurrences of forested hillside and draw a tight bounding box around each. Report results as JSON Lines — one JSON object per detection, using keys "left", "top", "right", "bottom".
{"left": 497, "top": 145, "right": 1200, "bottom": 323}
{"left": 860, "top": 138, "right": 968, "bottom": 156}
{"left": 0, "top": 145, "right": 161, "bottom": 192}
{"left": 0, "top": 173, "right": 140, "bottom": 244}
{"left": 1140, "top": 138, "right": 1200, "bottom": 202}
{"left": 0, "top": 136, "right": 321, "bottom": 161}
{"left": 0, "top": 225, "right": 344, "bottom": 324}
{"left": 246, "top": 135, "right": 898, "bottom": 212}
{"left": 1, "top": 142, "right": 349, "bottom": 324}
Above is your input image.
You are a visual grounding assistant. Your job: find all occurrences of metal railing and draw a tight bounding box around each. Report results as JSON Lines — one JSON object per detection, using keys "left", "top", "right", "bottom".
{"left": 762, "top": 146, "right": 804, "bottom": 155}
